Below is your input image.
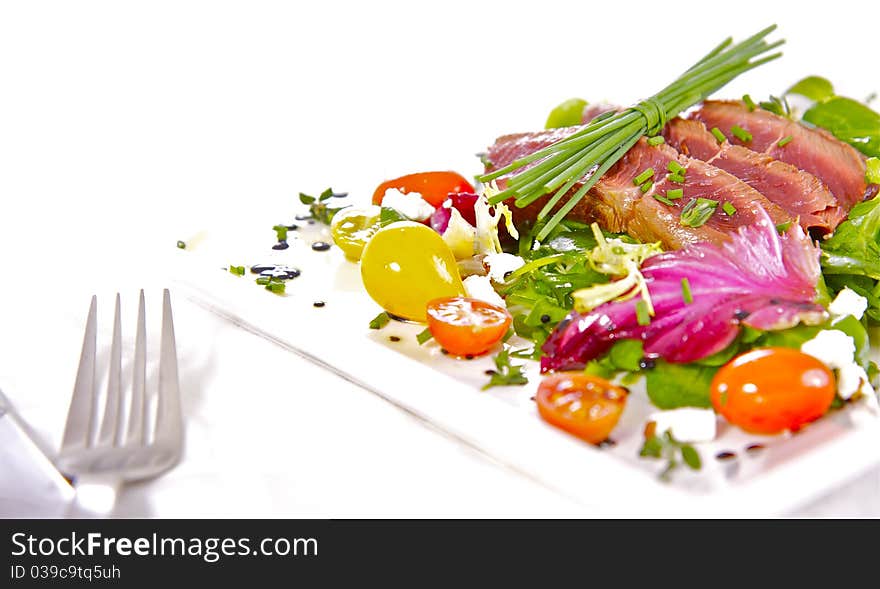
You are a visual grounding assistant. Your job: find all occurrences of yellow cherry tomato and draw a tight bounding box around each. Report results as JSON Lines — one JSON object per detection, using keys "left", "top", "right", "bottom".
{"left": 360, "top": 221, "right": 466, "bottom": 321}
{"left": 330, "top": 206, "right": 383, "bottom": 261}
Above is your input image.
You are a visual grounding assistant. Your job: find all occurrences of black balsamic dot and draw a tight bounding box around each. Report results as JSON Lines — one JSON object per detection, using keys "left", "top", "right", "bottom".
{"left": 638, "top": 357, "right": 656, "bottom": 370}
{"left": 272, "top": 241, "right": 290, "bottom": 251}
{"left": 295, "top": 214, "right": 312, "bottom": 221}
{"left": 308, "top": 220, "right": 316, "bottom": 225}
{"left": 465, "top": 354, "right": 474, "bottom": 360}
{"left": 251, "top": 264, "right": 300, "bottom": 280}
{"left": 716, "top": 451, "right": 737, "bottom": 461}
{"left": 503, "top": 271, "right": 513, "bottom": 279}
{"left": 733, "top": 309, "right": 750, "bottom": 320}
{"left": 745, "top": 443, "right": 765, "bottom": 454}
{"left": 484, "top": 369, "right": 497, "bottom": 376}
{"left": 540, "top": 314, "right": 551, "bottom": 324}
{"left": 529, "top": 396, "right": 536, "bottom": 402}
{"left": 332, "top": 191, "right": 349, "bottom": 199}
{"left": 313, "top": 301, "right": 325, "bottom": 308}
{"left": 311, "top": 241, "right": 331, "bottom": 252}
{"left": 598, "top": 439, "right": 617, "bottom": 448}
{"left": 440, "top": 349, "right": 449, "bottom": 355}
{"left": 286, "top": 224, "right": 299, "bottom": 231}
{"left": 389, "top": 336, "right": 401, "bottom": 343}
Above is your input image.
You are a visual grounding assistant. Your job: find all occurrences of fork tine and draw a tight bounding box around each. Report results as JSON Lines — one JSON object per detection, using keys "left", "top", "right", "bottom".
{"left": 97, "top": 294, "right": 123, "bottom": 446}
{"left": 126, "top": 290, "right": 147, "bottom": 446}
{"left": 155, "top": 289, "right": 183, "bottom": 445}
{"left": 61, "top": 295, "right": 97, "bottom": 452}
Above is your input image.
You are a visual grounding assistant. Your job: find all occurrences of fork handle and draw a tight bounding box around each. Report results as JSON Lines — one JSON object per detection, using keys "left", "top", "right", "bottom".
{"left": 65, "top": 475, "right": 121, "bottom": 518}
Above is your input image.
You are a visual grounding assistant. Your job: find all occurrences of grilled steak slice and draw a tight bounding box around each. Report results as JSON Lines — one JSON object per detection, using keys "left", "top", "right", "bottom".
{"left": 692, "top": 100, "right": 876, "bottom": 212}
{"left": 664, "top": 118, "right": 843, "bottom": 234}
{"left": 485, "top": 130, "right": 794, "bottom": 249}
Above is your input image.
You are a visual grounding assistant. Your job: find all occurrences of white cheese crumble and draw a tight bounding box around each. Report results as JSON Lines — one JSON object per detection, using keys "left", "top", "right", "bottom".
{"left": 647, "top": 408, "right": 717, "bottom": 443}
{"left": 441, "top": 208, "right": 477, "bottom": 260}
{"left": 381, "top": 188, "right": 435, "bottom": 221}
{"left": 828, "top": 287, "right": 868, "bottom": 320}
{"left": 801, "top": 329, "right": 878, "bottom": 411}
{"left": 483, "top": 253, "right": 525, "bottom": 283}
{"left": 463, "top": 275, "right": 506, "bottom": 308}
{"left": 800, "top": 329, "right": 856, "bottom": 371}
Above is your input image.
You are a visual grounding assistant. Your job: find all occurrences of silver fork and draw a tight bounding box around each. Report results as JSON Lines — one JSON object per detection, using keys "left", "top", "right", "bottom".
{"left": 56, "top": 289, "right": 184, "bottom": 517}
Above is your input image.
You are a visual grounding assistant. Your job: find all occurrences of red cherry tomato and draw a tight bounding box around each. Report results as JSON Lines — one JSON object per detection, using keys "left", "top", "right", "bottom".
{"left": 710, "top": 347, "right": 835, "bottom": 435}
{"left": 536, "top": 373, "right": 628, "bottom": 445}
{"left": 425, "top": 297, "right": 511, "bottom": 357}
{"left": 372, "top": 171, "right": 475, "bottom": 208}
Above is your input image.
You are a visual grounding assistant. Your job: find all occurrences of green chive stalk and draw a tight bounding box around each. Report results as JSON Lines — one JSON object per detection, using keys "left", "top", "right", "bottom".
{"left": 479, "top": 25, "right": 784, "bottom": 241}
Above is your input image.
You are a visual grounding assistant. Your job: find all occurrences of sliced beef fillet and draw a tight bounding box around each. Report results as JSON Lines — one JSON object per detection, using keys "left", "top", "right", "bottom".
{"left": 692, "top": 100, "right": 878, "bottom": 213}
{"left": 485, "top": 129, "right": 794, "bottom": 249}
{"left": 663, "top": 118, "right": 844, "bottom": 234}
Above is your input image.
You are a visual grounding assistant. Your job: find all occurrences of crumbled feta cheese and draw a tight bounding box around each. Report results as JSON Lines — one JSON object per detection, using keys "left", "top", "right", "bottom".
{"left": 801, "top": 329, "right": 879, "bottom": 412}
{"left": 647, "top": 408, "right": 716, "bottom": 443}
{"left": 381, "top": 188, "right": 435, "bottom": 221}
{"left": 828, "top": 287, "right": 868, "bottom": 320}
{"left": 441, "top": 208, "right": 477, "bottom": 260}
{"left": 463, "top": 275, "right": 506, "bottom": 308}
{"left": 837, "top": 363, "right": 871, "bottom": 401}
{"left": 484, "top": 253, "right": 525, "bottom": 283}
{"left": 800, "top": 329, "right": 855, "bottom": 371}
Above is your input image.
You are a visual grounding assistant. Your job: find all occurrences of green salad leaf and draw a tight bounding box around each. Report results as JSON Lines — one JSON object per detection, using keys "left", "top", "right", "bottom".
{"left": 820, "top": 195, "right": 880, "bottom": 322}
{"left": 786, "top": 75, "right": 835, "bottom": 103}
{"left": 644, "top": 361, "right": 715, "bottom": 409}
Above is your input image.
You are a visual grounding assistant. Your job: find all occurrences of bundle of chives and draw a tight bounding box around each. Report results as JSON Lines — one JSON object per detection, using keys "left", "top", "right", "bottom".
{"left": 479, "top": 25, "right": 784, "bottom": 241}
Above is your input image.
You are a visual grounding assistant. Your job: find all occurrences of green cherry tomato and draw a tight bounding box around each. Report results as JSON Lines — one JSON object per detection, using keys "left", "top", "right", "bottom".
{"left": 330, "top": 206, "right": 383, "bottom": 261}
{"left": 360, "top": 221, "right": 465, "bottom": 322}
{"left": 545, "top": 98, "right": 588, "bottom": 129}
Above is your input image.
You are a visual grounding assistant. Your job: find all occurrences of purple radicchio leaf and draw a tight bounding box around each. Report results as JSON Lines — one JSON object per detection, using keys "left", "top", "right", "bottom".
{"left": 540, "top": 211, "right": 828, "bottom": 372}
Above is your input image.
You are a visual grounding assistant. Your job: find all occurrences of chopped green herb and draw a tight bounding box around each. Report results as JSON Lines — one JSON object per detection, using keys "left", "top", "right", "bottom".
{"left": 647, "top": 136, "right": 665, "bottom": 146}
{"left": 272, "top": 224, "right": 289, "bottom": 242}
{"left": 633, "top": 168, "right": 655, "bottom": 186}
{"left": 176, "top": 240, "right": 186, "bottom": 249}
{"left": 731, "top": 125, "right": 753, "bottom": 142}
{"left": 759, "top": 95, "right": 792, "bottom": 118}
{"left": 867, "top": 157, "right": 880, "bottom": 185}
{"left": 265, "top": 280, "right": 286, "bottom": 294}
{"left": 229, "top": 265, "right": 245, "bottom": 276}
{"left": 255, "top": 276, "right": 270, "bottom": 286}
{"left": 775, "top": 220, "right": 793, "bottom": 233}
{"left": 636, "top": 300, "right": 651, "bottom": 326}
{"left": 300, "top": 187, "right": 350, "bottom": 225}
{"left": 639, "top": 430, "right": 702, "bottom": 482}
{"left": 722, "top": 201, "right": 737, "bottom": 216}
{"left": 668, "top": 173, "right": 686, "bottom": 184}
{"left": 666, "top": 188, "right": 683, "bottom": 200}
{"left": 667, "top": 160, "right": 685, "bottom": 175}
{"left": 679, "top": 198, "right": 719, "bottom": 228}
{"left": 369, "top": 312, "right": 391, "bottom": 330}
{"left": 482, "top": 349, "right": 529, "bottom": 390}
{"left": 416, "top": 328, "right": 433, "bottom": 345}
{"left": 710, "top": 127, "right": 726, "bottom": 143}
{"left": 681, "top": 277, "right": 693, "bottom": 304}
{"left": 743, "top": 94, "right": 757, "bottom": 111}
{"left": 777, "top": 135, "right": 794, "bottom": 148}
{"left": 654, "top": 194, "right": 675, "bottom": 206}
{"left": 639, "top": 181, "right": 653, "bottom": 194}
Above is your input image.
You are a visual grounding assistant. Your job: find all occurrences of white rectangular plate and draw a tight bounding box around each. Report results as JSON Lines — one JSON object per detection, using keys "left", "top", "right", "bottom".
{"left": 172, "top": 212, "right": 880, "bottom": 517}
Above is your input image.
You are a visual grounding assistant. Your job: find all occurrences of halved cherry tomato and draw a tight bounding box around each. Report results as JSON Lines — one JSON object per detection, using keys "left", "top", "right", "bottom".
{"left": 710, "top": 347, "right": 835, "bottom": 435}
{"left": 536, "top": 373, "right": 628, "bottom": 445}
{"left": 372, "top": 171, "right": 475, "bottom": 208}
{"left": 425, "top": 297, "right": 511, "bottom": 357}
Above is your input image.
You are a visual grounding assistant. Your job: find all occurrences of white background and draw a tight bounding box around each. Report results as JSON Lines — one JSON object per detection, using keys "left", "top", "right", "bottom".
{"left": 1, "top": 1, "right": 878, "bottom": 516}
